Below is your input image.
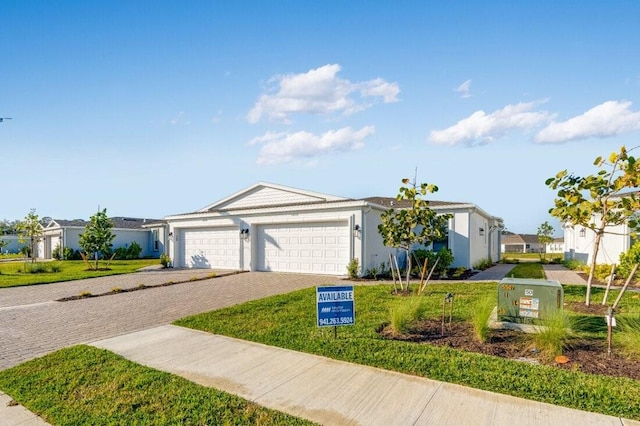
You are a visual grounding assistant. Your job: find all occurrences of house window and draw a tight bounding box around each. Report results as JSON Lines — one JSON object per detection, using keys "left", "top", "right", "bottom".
{"left": 153, "top": 229, "right": 159, "bottom": 251}
{"left": 579, "top": 229, "right": 586, "bottom": 238}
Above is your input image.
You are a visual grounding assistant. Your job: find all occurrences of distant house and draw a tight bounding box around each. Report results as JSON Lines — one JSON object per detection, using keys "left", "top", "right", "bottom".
{"left": 0, "top": 235, "right": 29, "bottom": 254}
{"left": 501, "top": 233, "right": 544, "bottom": 253}
{"left": 546, "top": 237, "right": 564, "bottom": 254}
{"left": 161, "top": 182, "right": 504, "bottom": 275}
{"left": 38, "top": 217, "right": 166, "bottom": 259}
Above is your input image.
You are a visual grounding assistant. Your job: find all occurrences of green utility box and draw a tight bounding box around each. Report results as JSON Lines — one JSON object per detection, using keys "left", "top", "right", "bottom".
{"left": 497, "top": 278, "right": 564, "bottom": 323}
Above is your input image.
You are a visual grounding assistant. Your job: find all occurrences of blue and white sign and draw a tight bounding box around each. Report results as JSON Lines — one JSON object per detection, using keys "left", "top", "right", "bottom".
{"left": 316, "top": 285, "right": 355, "bottom": 327}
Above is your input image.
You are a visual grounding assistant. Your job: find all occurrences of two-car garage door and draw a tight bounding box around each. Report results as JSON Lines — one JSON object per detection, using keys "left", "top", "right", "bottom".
{"left": 179, "top": 221, "right": 350, "bottom": 275}
{"left": 257, "top": 222, "right": 349, "bottom": 274}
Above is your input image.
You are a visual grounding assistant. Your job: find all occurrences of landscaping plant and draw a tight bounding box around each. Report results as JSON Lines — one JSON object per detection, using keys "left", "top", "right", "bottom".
{"left": 471, "top": 295, "right": 495, "bottom": 343}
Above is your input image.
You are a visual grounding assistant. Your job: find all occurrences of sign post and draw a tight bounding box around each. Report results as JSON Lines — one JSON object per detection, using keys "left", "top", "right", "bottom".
{"left": 316, "top": 285, "right": 355, "bottom": 338}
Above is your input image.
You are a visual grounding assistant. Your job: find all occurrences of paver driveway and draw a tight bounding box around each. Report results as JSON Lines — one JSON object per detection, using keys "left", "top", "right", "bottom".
{"left": 0, "top": 270, "right": 333, "bottom": 370}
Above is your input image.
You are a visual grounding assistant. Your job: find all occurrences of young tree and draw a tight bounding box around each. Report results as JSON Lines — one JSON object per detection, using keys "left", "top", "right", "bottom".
{"left": 378, "top": 178, "right": 451, "bottom": 292}
{"left": 536, "top": 221, "right": 554, "bottom": 260}
{"left": 16, "top": 209, "right": 43, "bottom": 264}
{"left": 79, "top": 208, "right": 115, "bottom": 270}
{"left": 546, "top": 145, "right": 640, "bottom": 306}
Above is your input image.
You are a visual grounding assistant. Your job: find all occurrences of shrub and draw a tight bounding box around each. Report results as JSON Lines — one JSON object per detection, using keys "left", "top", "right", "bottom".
{"left": 618, "top": 241, "right": 640, "bottom": 281}
{"left": 471, "top": 296, "right": 495, "bottom": 343}
{"left": 411, "top": 248, "right": 454, "bottom": 277}
{"left": 615, "top": 316, "right": 640, "bottom": 359}
{"left": 528, "top": 310, "right": 576, "bottom": 361}
{"left": 473, "top": 258, "right": 493, "bottom": 270}
{"left": 389, "top": 296, "right": 428, "bottom": 334}
{"left": 52, "top": 244, "right": 62, "bottom": 260}
{"left": 114, "top": 241, "right": 143, "bottom": 260}
{"left": 346, "top": 258, "right": 360, "bottom": 279}
{"left": 563, "top": 258, "right": 585, "bottom": 270}
{"left": 111, "top": 287, "right": 123, "bottom": 293}
{"left": 63, "top": 246, "right": 74, "bottom": 260}
{"left": 160, "top": 253, "right": 171, "bottom": 268}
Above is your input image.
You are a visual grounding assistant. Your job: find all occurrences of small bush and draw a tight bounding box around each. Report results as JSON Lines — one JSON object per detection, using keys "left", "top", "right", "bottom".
{"left": 52, "top": 244, "right": 62, "bottom": 260}
{"left": 411, "top": 248, "right": 454, "bottom": 277}
{"left": 615, "top": 316, "right": 640, "bottom": 359}
{"left": 346, "top": 258, "right": 360, "bottom": 279}
{"left": 389, "top": 296, "right": 428, "bottom": 334}
{"left": 471, "top": 296, "right": 495, "bottom": 343}
{"left": 528, "top": 310, "right": 576, "bottom": 361}
{"left": 473, "top": 258, "right": 493, "bottom": 270}
{"left": 50, "top": 263, "right": 61, "bottom": 273}
{"left": 79, "top": 291, "right": 92, "bottom": 298}
{"left": 111, "top": 287, "right": 123, "bottom": 293}
{"left": 160, "top": 253, "right": 171, "bottom": 268}
{"left": 563, "top": 258, "right": 585, "bottom": 270}
{"left": 114, "top": 241, "right": 143, "bottom": 260}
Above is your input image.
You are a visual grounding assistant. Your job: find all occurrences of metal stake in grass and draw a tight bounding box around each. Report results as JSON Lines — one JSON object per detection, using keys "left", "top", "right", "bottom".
{"left": 442, "top": 292, "right": 454, "bottom": 336}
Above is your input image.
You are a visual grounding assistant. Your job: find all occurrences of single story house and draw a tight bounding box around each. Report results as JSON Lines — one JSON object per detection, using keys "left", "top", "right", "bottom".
{"left": 563, "top": 222, "right": 630, "bottom": 265}
{"left": 0, "top": 235, "right": 29, "bottom": 254}
{"left": 501, "top": 233, "right": 544, "bottom": 253}
{"left": 161, "top": 182, "right": 504, "bottom": 276}
{"left": 38, "top": 217, "right": 166, "bottom": 259}
{"left": 547, "top": 237, "right": 564, "bottom": 254}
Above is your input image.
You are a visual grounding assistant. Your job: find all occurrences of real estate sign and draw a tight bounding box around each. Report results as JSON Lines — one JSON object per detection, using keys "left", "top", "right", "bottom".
{"left": 316, "top": 285, "right": 355, "bottom": 327}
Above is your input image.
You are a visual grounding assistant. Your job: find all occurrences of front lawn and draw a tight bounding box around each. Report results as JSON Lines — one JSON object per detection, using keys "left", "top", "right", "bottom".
{"left": 175, "top": 282, "right": 640, "bottom": 420}
{"left": 0, "top": 259, "right": 160, "bottom": 288}
{"left": 506, "top": 262, "right": 545, "bottom": 278}
{"left": 0, "top": 346, "right": 314, "bottom": 425}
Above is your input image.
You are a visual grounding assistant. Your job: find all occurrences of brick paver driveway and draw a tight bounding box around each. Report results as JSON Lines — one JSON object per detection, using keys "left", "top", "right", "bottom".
{"left": 0, "top": 270, "right": 334, "bottom": 370}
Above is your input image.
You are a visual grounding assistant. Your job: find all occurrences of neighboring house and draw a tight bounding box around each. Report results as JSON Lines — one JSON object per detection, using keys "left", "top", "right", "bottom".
{"left": 546, "top": 237, "right": 564, "bottom": 254}
{"left": 38, "top": 217, "right": 166, "bottom": 259}
{"left": 563, "top": 222, "right": 630, "bottom": 265}
{"left": 501, "top": 233, "right": 544, "bottom": 253}
{"left": 0, "top": 235, "right": 29, "bottom": 254}
{"left": 163, "top": 182, "right": 504, "bottom": 276}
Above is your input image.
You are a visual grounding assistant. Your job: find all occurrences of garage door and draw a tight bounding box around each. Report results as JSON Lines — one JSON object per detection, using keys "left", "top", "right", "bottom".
{"left": 257, "top": 222, "right": 349, "bottom": 274}
{"left": 180, "top": 228, "right": 239, "bottom": 269}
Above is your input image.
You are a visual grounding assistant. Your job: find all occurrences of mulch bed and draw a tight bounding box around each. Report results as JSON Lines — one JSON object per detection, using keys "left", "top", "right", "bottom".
{"left": 378, "top": 318, "right": 640, "bottom": 381}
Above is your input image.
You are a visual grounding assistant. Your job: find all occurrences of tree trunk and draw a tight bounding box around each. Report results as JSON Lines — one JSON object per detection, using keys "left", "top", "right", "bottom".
{"left": 586, "top": 230, "right": 604, "bottom": 306}
{"left": 405, "top": 247, "right": 411, "bottom": 293}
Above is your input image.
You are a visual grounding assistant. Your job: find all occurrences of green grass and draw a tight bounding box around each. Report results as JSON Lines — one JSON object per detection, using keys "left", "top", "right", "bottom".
{"left": 502, "top": 252, "right": 562, "bottom": 261}
{"left": 0, "top": 259, "right": 160, "bottom": 288}
{"left": 528, "top": 310, "right": 576, "bottom": 360}
{"left": 388, "top": 295, "right": 429, "bottom": 334}
{"left": 505, "top": 262, "right": 545, "bottom": 279}
{"left": 615, "top": 315, "right": 640, "bottom": 358}
{"left": 175, "top": 283, "right": 640, "bottom": 420}
{"left": 0, "top": 346, "right": 314, "bottom": 425}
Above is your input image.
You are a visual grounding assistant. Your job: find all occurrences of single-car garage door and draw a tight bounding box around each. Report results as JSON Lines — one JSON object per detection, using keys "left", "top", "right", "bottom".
{"left": 180, "top": 228, "right": 239, "bottom": 269}
{"left": 257, "top": 222, "right": 349, "bottom": 274}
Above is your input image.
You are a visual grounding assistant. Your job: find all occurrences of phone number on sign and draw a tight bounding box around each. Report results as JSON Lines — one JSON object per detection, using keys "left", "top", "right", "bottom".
{"left": 319, "top": 317, "right": 353, "bottom": 326}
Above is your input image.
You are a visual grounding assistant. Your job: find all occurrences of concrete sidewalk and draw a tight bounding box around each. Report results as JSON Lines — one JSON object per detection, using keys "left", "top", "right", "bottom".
{"left": 88, "top": 325, "right": 637, "bottom": 426}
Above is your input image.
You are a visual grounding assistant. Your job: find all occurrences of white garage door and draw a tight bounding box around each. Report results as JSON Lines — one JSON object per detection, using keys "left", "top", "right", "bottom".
{"left": 180, "top": 228, "right": 239, "bottom": 269}
{"left": 257, "top": 222, "right": 350, "bottom": 274}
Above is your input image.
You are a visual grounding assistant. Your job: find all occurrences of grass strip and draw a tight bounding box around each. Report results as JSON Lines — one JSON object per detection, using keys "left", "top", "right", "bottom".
{"left": 0, "top": 259, "right": 160, "bottom": 288}
{"left": 175, "top": 283, "right": 640, "bottom": 420}
{"left": 0, "top": 345, "right": 315, "bottom": 426}
{"left": 505, "top": 262, "right": 545, "bottom": 279}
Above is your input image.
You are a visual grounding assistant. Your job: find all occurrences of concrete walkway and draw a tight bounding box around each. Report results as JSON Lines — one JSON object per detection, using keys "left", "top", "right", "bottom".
{"left": 87, "top": 325, "right": 639, "bottom": 426}
{"left": 543, "top": 264, "right": 588, "bottom": 284}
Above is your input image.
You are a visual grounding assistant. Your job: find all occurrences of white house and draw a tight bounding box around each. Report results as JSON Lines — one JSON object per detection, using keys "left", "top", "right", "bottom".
{"left": 0, "top": 235, "right": 29, "bottom": 254}
{"left": 563, "top": 222, "right": 630, "bottom": 265}
{"left": 163, "top": 182, "right": 504, "bottom": 275}
{"left": 39, "top": 217, "right": 166, "bottom": 259}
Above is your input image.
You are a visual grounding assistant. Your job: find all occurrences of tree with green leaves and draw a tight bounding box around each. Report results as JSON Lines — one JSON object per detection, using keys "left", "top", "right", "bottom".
{"left": 378, "top": 178, "right": 451, "bottom": 292}
{"left": 79, "top": 208, "right": 115, "bottom": 270}
{"left": 16, "top": 209, "right": 43, "bottom": 264}
{"left": 536, "top": 221, "right": 554, "bottom": 260}
{"left": 546, "top": 145, "right": 640, "bottom": 306}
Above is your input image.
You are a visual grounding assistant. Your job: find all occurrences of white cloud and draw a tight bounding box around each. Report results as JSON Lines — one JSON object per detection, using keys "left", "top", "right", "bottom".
{"left": 429, "top": 101, "right": 553, "bottom": 146}
{"left": 249, "top": 126, "right": 375, "bottom": 165}
{"left": 535, "top": 100, "right": 640, "bottom": 143}
{"left": 247, "top": 64, "right": 399, "bottom": 123}
{"left": 170, "top": 111, "right": 190, "bottom": 126}
{"left": 454, "top": 79, "right": 472, "bottom": 98}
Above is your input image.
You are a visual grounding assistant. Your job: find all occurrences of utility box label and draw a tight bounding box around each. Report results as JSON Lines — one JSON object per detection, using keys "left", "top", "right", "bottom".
{"left": 316, "top": 286, "right": 355, "bottom": 327}
{"left": 519, "top": 297, "right": 540, "bottom": 318}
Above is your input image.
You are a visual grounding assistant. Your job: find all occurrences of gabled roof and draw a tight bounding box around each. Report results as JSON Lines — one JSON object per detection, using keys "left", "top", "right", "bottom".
{"left": 197, "top": 182, "right": 348, "bottom": 213}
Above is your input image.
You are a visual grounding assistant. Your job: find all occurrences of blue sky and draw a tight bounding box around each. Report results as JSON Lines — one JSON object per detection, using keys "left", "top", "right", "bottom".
{"left": 2, "top": 1, "right": 640, "bottom": 235}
